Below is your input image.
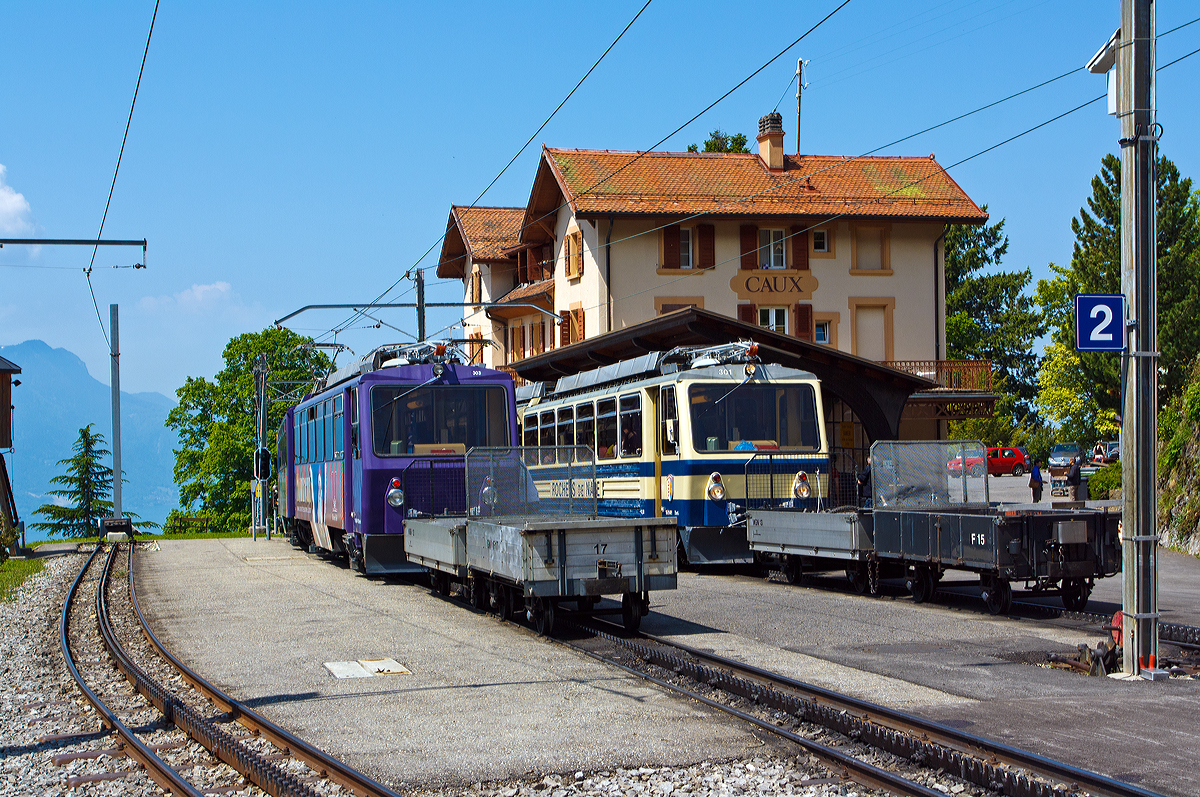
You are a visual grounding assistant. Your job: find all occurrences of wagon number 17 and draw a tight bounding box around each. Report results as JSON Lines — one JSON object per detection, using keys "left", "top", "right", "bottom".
{"left": 594, "top": 543, "right": 607, "bottom": 554}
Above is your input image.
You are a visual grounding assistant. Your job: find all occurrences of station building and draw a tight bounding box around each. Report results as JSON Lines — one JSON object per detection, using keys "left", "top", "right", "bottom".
{"left": 437, "top": 113, "right": 994, "bottom": 446}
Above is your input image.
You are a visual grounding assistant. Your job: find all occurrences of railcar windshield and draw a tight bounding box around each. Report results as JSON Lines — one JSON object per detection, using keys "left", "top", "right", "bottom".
{"left": 688, "top": 382, "right": 820, "bottom": 452}
{"left": 371, "top": 385, "right": 509, "bottom": 456}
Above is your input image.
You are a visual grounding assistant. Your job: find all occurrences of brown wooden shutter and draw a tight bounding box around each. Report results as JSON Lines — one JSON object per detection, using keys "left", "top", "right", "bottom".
{"left": 737, "top": 304, "right": 757, "bottom": 324}
{"left": 533, "top": 322, "right": 544, "bottom": 354}
{"left": 471, "top": 271, "right": 482, "bottom": 303}
{"left": 560, "top": 311, "right": 571, "bottom": 346}
{"left": 794, "top": 303, "right": 813, "bottom": 341}
{"left": 662, "top": 224, "right": 681, "bottom": 269}
{"left": 517, "top": 250, "right": 528, "bottom": 284}
{"left": 790, "top": 225, "right": 809, "bottom": 271}
{"left": 470, "top": 332, "right": 483, "bottom": 364}
{"left": 573, "top": 308, "right": 585, "bottom": 342}
{"left": 541, "top": 245, "right": 552, "bottom": 280}
{"left": 573, "top": 231, "right": 584, "bottom": 276}
{"left": 697, "top": 223, "right": 715, "bottom": 269}
{"left": 739, "top": 225, "right": 759, "bottom": 270}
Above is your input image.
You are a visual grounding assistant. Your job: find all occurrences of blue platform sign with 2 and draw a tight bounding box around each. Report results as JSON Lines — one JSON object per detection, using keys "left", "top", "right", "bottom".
{"left": 1075, "top": 293, "right": 1126, "bottom": 352}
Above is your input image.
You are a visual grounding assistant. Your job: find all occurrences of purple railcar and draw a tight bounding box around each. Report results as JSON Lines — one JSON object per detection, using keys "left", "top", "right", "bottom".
{"left": 277, "top": 343, "right": 516, "bottom": 574}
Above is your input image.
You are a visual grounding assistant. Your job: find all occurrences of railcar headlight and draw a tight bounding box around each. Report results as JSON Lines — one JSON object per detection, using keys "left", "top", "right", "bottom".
{"left": 432, "top": 363, "right": 446, "bottom": 377}
{"left": 706, "top": 472, "right": 726, "bottom": 502}
{"left": 480, "top": 476, "right": 499, "bottom": 507}
{"left": 386, "top": 477, "right": 405, "bottom": 508}
{"left": 792, "top": 472, "right": 811, "bottom": 499}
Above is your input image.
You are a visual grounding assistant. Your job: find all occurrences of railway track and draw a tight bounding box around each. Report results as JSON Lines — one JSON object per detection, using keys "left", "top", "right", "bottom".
{"left": 59, "top": 542, "right": 405, "bottom": 797}
{"left": 768, "top": 569, "right": 1200, "bottom": 651}
{"left": 557, "top": 616, "right": 1168, "bottom": 797}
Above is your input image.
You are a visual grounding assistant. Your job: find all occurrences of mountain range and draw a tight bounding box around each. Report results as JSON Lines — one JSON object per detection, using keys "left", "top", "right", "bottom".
{"left": 1, "top": 340, "right": 178, "bottom": 540}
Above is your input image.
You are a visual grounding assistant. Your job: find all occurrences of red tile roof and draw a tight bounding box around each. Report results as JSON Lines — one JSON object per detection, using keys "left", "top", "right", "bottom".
{"left": 437, "top": 205, "right": 524, "bottom": 278}
{"left": 542, "top": 149, "right": 986, "bottom": 222}
{"left": 496, "top": 278, "right": 553, "bottom": 305}
{"left": 456, "top": 206, "right": 525, "bottom": 259}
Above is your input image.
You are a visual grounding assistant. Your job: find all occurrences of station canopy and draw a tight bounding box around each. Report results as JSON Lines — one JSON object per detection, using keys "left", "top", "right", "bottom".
{"left": 508, "top": 307, "right": 934, "bottom": 442}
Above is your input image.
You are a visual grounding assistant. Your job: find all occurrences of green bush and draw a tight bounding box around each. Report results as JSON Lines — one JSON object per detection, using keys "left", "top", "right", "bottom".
{"left": 1087, "top": 462, "right": 1122, "bottom": 498}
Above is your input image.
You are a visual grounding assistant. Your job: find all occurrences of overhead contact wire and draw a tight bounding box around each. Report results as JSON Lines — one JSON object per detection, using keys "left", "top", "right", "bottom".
{"left": 317, "top": 0, "right": 655, "bottom": 343}
{"left": 84, "top": 0, "right": 161, "bottom": 347}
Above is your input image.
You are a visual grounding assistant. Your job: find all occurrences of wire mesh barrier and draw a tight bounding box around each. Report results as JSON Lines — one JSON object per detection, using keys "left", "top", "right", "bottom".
{"left": 402, "top": 458, "right": 468, "bottom": 517}
{"left": 869, "top": 440, "right": 989, "bottom": 510}
{"left": 743, "top": 453, "right": 841, "bottom": 510}
{"left": 465, "top": 446, "right": 597, "bottom": 518}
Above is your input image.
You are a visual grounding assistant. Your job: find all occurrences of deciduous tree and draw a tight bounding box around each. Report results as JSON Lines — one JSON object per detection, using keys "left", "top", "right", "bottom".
{"left": 687, "top": 129, "right": 750, "bottom": 153}
{"left": 166, "top": 328, "right": 331, "bottom": 533}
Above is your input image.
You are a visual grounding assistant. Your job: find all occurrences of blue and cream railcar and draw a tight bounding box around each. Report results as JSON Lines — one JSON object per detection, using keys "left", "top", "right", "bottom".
{"left": 520, "top": 343, "right": 830, "bottom": 565}
{"left": 278, "top": 343, "right": 516, "bottom": 574}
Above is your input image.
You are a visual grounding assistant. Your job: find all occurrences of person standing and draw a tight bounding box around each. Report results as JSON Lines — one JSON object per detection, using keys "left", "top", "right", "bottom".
{"left": 857, "top": 457, "right": 872, "bottom": 507}
{"left": 1066, "top": 456, "right": 1082, "bottom": 501}
{"left": 1029, "top": 460, "right": 1045, "bottom": 503}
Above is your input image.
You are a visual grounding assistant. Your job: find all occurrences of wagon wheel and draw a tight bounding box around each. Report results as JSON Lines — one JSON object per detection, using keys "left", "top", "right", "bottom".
{"left": 982, "top": 577, "right": 1010, "bottom": 615}
{"left": 621, "top": 593, "right": 642, "bottom": 633}
{"left": 846, "top": 564, "right": 868, "bottom": 595}
{"left": 1062, "top": 578, "right": 1090, "bottom": 612}
{"left": 534, "top": 597, "right": 557, "bottom": 637}
{"left": 907, "top": 568, "right": 931, "bottom": 604}
{"left": 495, "top": 586, "right": 512, "bottom": 621}
{"left": 470, "top": 578, "right": 488, "bottom": 610}
{"left": 1011, "top": 463, "right": 1025, "bottom": 478}
{"left": 783, "top": 557, "right": 803, "bottom": 585}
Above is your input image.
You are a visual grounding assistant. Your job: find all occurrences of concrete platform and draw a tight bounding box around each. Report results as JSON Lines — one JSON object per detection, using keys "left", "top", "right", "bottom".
{"left": 135, "top": 538, "right": 768, "bottom": 788}
{"left": 649, "top": 559, "right": 1200, "bottom": 797}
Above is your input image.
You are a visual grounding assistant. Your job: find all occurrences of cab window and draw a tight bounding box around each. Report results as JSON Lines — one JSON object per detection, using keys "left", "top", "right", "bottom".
{"left": 619, "top": 394, "right": 642, "bottom": 458}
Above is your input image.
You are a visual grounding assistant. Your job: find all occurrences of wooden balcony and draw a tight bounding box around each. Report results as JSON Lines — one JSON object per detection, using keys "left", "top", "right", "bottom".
{"left": 881, "top": 360, "right": 993, "bottom": 392}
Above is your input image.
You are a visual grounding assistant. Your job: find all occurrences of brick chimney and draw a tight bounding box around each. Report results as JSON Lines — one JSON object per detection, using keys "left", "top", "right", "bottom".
{"left": 757, "top": 112, "right": 785, "bottom": 171}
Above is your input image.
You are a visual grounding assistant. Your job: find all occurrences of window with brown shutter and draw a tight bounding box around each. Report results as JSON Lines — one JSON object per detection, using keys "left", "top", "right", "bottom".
{"left": 790, "top": 226, "right": 809, "bottom": 271}
{"left": 567, "top": 230, "right": 584, "bottom": 278}
{"left": 533, "top": 321, "right": 544, "bottom": 354}
{"left": 697, "top": 223, "right": 715, "bottom": 269}
{"left": 573, "top": 308, "right": 585, "bottom": 343}
{"left": 737, "top": 304, "right": 757, "bottom": 324}
{"left": 794, "top": 303, "right": 814, "bottom": 341}
{"left": 560, "top": 311, "right": 571, "bottom": 346}
{"left": 470, "top": 271, "right": 482, "bottom": 304}
{"left": 662, "top": 224, "right": 681, "bottom": 269}
{"left": 517, "top": 250, "right": 528, "bottom": 285}
{"left": 541, "top": 245, "right": 552, "bottom": 281}
{"left": 469, "top": 332, "right": 483, "bottom": 364}
{"left": 739, "top": 225, "right": 759, "bottom": 269}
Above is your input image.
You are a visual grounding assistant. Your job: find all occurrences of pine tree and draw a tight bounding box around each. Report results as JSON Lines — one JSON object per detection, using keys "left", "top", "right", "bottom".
{"left": 30, "top": 425, "right": 115, "bottom": 538}
{"left": 944, "top": 209, "right": 1045, "bottom": 416}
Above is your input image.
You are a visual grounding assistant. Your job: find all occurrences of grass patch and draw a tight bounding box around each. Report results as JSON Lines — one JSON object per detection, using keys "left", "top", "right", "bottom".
{"left": 1, "top": 558, "right": 45, "bottom": 602}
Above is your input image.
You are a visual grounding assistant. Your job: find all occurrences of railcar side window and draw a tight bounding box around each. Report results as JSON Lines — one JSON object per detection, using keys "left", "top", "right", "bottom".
{"left": 316, "top": 402, "right": 326, "bottom": 462}
{"left": 660, "top": 386, "right": 678, "bottom": 456}
{"left": 557, "top": 408, "right": 574, "bottom": 462}
{"left": 575, "top": 403, "right": 595, "bottom": 457}
{"left": 370, "top": 385, "right": 510, "bottom": 456}
{"left": 350, "top": 387, "right": 359, "bottom": 459}
{"left": 619, "top": 394, "right": 642, "bottom": 458}
{"left": 293, "top": 416, "right": 301, "bottom": 465}
{"left": 597, "top": 399, "right": 617, "bottom": 460}
{"left": 334, "top": 395, "right": 344, "bottom": 459}
{"left": 523, "top": 413, "right": 538, "bottom": 464}
{"left": 539, "top": 410, "right": 556, "bottom": 463}
{"left": 689, "top": 383, "right": 820, "bottom": 452}
{"left": 306, "top": 406, "right": 316, "bottom": 463}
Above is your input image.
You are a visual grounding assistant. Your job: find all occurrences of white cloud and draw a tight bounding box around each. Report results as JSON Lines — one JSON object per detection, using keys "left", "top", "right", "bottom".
{"left": 140, "top": 281, "right": 234, "bottom": 313}
{"left": 0, "top": 164, "right": 34, "bottom": 235}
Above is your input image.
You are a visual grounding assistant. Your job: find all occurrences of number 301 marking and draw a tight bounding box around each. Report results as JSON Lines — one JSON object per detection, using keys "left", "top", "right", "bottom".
{"left": 1090, "top": 304, "right": 1114, "bottom": 341}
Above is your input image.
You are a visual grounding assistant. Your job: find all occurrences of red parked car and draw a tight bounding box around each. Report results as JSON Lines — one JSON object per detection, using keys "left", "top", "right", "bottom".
{"left": 986, "top": 447, "right": 1029, "bottom": 476}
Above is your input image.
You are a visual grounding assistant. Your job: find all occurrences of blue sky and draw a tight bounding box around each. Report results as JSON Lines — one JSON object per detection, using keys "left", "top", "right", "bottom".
{"left": 2, "top": 0, "right": 1197, "bottom": 399}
